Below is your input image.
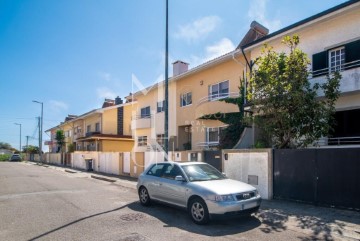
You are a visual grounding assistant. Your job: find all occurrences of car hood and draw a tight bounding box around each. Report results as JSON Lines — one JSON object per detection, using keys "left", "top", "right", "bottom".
{"left": 191, "top": 179, "right": 256, "bottom": 195}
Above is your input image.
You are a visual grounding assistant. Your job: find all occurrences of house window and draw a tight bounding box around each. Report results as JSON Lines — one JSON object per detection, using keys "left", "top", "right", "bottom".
{"left": 156, "top": 134, "right": 165, "bottom": 147}
{"left": 180, "top": 92, "right": 192, "bottom": 107}
{"left": 138, "top": 136, "right": 148, "bottom": 147}
{"left": 329, "top": 47, "right": 345, "bottom": 73}
{"left": 87, "top": 125, "right": 91, "bottom": 133}
{"left": 157, "top": 101, "right": 165, "bottom": 113}
{"left": 206, "top": 126, "right": 227, "bottom": 144}
{"left": 95, "top": 122, "right": 100, "bottom": 132}
{"left": 312, "top": 39, "right": 360, "bottom": 77}
{"left": 209, "top": 80, "right": 229, "bottom": 100}
{"left": 141, "top": 106, "right": 151, "bottom": 118}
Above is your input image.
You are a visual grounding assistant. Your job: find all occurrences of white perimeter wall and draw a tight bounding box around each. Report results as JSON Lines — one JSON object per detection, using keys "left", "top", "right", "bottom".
{"left": 223, "top": 149, "right": 273, "bottom": 200}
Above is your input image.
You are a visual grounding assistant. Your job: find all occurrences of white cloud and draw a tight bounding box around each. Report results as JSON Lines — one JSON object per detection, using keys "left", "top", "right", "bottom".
{"left": 96, "top": 87, "right": 117, "bottom": 100}
{"left": 189, "top": 38, "right": 235, "bottom": 67}
{"left": 98, "top": 71, "right": 112, "bottom": 82}
{"left": 174, "top": 16, "right": 222, "bottom": 42}
{"left": 49, "top": 100, "right": 68, "bottom": 112}
{"left": 248, "top": 0, "right": 281, "bottom": 32}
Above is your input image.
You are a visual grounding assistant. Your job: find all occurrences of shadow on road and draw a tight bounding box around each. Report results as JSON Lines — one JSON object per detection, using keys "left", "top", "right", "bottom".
{"left": 28, "top": 204, "right": 129, "bottom": 241}
{"left": 258, "top": 200, "right": 360, "bottom": 240}
{"left": 127, "top": 201, "right": 261, "bottom": 237}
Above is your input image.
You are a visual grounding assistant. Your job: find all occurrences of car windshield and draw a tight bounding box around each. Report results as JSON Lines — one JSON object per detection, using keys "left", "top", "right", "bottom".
{"left": 181, "top": 164, "right": 226, "bottom": 182}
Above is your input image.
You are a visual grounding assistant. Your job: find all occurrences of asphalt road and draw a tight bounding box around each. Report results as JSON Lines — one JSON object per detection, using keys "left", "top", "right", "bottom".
{"left": 1, "top": 162, "right": 359, "bottom": 241}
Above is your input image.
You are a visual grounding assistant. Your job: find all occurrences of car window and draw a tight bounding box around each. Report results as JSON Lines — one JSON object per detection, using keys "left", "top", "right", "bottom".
{"left": 146, "top": 164, "right": 166, "bottom": 177}
{"left": 182, "top": 164, "right": 225, "bottom": 182}
{"left": 161, "top": 164, "right": 183, "bottom": 180}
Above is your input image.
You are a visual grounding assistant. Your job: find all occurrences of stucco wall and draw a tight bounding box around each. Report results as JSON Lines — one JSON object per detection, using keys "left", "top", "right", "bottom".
{"left": 223, "top": 149, "right": 273, "bottom": 200}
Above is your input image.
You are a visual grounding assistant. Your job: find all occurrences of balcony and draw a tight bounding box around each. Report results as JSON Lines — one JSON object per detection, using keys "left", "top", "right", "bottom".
{"left": 85, "top": 131, "right": 100, "bottom": 137}
{"left": 131, "top": 115, "right": 152, "bottom": 130}
{"left": 195, "top": 92, "right": 240, "bottom": 119}
{"left": 311, "top": 60, "right": 360, "bottom": 95}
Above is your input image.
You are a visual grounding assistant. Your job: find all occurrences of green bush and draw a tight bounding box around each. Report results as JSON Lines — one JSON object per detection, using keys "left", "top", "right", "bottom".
{"left": 0, "top": 154, "right": 11, "bottom": 162}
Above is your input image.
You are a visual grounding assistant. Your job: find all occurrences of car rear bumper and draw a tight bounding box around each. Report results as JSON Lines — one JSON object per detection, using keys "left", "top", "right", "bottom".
{"left": 206, "top": 197, "right": 261, "bottom": 216}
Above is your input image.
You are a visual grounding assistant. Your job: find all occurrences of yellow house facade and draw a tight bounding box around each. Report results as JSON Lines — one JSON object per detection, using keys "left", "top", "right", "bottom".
{"left": 46, "top": 98, "right": 136, "bottom": 153}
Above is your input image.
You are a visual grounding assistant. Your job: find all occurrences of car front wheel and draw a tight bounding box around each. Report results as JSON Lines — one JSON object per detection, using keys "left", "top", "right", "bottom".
{"left": 189, "top": 198, "right": 209, "bottom": 225}
{"left": 138, "top": 186, "right": 151, "bottom": 206}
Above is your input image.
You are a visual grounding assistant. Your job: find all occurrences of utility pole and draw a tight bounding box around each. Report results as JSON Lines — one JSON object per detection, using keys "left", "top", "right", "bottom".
{"left": 37, "top": 117, "right": 40, "bottom": 162}
{"left": 164, "top": 0, "right": 169, "bottom": 161}
{"left": 14, "top": 123, "right": 22, "bottom": 152}
{"left": 26, "top": 136, "right": 29, "bottom": 149}
{"left": 33, "top": 100, "right": 43, "bottom": 162}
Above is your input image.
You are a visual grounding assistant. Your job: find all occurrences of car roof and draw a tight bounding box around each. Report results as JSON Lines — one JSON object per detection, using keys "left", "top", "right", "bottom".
{"left": 151, "top": 161, "right": 207, "bottom": 166}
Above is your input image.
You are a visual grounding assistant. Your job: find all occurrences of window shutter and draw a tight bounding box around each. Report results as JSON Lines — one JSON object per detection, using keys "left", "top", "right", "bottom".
{"left": 345, "top": 39, "right": 360, "bottom": 70}
{"left": 312, "top": 51, "right": 328, "bottom": 77}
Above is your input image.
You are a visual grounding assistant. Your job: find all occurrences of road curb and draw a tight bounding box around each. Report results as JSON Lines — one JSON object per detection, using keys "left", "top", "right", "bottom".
{"left": 91, "top": 175, "right": 117, "bottom": 183}
{"left": 65, "top": 169, "right": 77, "bottom": 173}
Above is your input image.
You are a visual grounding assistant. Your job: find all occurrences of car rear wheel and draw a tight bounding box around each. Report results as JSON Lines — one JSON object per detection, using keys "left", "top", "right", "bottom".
{"left": 189, "top": 197, "right": 209, "bottom": 225}
{"left": 138, "top": 186, "right": 151, "bottom": 206}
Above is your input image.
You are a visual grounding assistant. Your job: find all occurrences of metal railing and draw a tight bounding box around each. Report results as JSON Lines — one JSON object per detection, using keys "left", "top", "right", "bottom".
{"left": 197, "top": 92, "right": 240, "bottom": 106}
{"left": 315, "top": 136, "right": 360, "bottom": 146}
{"left": 312, "top": 59, "right": 360, "bottom": 78}
{"left": 197, "top": 141, "right": 219, "bottom": 149}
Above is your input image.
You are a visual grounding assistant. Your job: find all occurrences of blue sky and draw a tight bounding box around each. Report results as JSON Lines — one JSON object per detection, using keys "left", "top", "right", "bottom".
{"left": 0, "top": 0, "right": 347, "bottom": 150}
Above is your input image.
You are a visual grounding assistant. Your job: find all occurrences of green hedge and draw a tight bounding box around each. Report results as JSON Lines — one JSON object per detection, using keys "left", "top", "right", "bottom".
{"left": 0, "top": 154, "right": 11, "bottom": 162}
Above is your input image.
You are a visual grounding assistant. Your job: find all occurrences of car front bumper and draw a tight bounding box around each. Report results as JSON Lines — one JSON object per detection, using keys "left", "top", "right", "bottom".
{"left": 206, "top": 196, "right": 261, "bottom": 217}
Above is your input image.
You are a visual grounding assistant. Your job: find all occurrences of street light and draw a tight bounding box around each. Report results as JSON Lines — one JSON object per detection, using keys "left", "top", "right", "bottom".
{"left": 14, "top": 123, "right": 22, "bottom": 152}
{"left": 33, "top": 100, "right": 43, "bottom": 162}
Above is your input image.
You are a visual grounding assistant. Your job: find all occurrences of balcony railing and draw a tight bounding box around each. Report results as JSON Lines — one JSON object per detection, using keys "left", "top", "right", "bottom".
{"left": 197, "top": 141, "right": 219, "bottom": 149}
{"left": 311, "top": 59, "right": 360, "bottom": 78}
{"left": 315, "top": 136, "right": 360, "bottom": 146}
{"left": 197, "top": 92, "right": 240, "bottom": 106}
{"left": 85, "top": 131, "right": 100, "bottom": 137}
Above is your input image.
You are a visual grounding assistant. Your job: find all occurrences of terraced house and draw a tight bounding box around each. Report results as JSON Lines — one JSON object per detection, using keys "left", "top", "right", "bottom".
{"left": 241, "top": 0, "right": 360, "bottom": 147}
{"left": 46, "top": 97, "right": 135, "bottom": 153}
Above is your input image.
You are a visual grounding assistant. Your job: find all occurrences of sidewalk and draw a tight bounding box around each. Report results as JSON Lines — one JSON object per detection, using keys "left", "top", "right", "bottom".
{"left": 25, "top": 161, "right": 360, "bottom": 240}
{"left": 25, "top": 161, "right": 137, "bottom": 190}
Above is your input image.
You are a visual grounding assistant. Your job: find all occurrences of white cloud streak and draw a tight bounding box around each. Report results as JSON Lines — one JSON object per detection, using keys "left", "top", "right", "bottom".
{"left": 189, "top": 38, "right": 235, "bottom": 67}
{"left": 96, "top": 87, "right": 117, "bottom": 100}
{"left": 48, "top": 100, "right": 68, "bottom": 114}
{"left": 174, "top": 16, "right": 222, "bottom": 43}
{"left": 248, "top": 0, "right": 281, "bottom": 32}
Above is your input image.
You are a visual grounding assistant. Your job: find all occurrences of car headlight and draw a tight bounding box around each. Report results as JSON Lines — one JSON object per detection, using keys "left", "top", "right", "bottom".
{"left": 214, "top": 194, "right": 235, "bottom": 202}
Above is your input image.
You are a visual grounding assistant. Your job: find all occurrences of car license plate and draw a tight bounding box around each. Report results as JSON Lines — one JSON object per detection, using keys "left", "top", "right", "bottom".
{"left": 243, "top": 201, "right": 257, "bottom": 210}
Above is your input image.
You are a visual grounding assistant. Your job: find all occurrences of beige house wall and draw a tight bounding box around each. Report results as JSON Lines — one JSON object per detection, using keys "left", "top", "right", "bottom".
{"left": 102, "top": 108, "right": 117, "bottom": 135}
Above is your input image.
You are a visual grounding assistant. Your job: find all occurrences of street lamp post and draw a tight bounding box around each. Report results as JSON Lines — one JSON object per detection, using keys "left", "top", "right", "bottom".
{"left": 164, "top": 0, "right": 169, "bottom": 161}
{"left": 33, "top": 100, "right": 43, "bottom": 162}
{"left": 14, "top": 123, "right": 22, "bottom": 152}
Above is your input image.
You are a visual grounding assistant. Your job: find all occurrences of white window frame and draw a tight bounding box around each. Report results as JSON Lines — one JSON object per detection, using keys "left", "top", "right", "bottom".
{"left": 329, "top": 47, "right": 345, "bottom": 73}
{"left": 156, "top": 134, "right": 165, "bottom": 147}
{"left": 180, "top": 92, "right": 192, "bottom": 107}
{"left": 138, "top": 136, "right": 148, "bottom": 147}
{"left": 157, "top": 100, "right": 165, "bottom": 113}
{"left": 206, "top": 126, "right": 227, "bottom": 144}
{"left": 95, "top": 122, "right": 100, "bottom": 132}
{"left": 86, "top": 125, "right": 91, "bottom": 133}
{"left": 208, "top": 80, "right": 229, "bottom": 101}
{"left": 140, "top": 106, "right": 151, "bottom": 118}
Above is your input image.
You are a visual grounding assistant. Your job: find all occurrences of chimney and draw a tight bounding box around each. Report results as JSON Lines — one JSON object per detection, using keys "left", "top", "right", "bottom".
{"left": 172, "top": 60, "right": 189, "bottom": 77}
{"left": 237, "top": 21, "right": 269, "bottom": 48}
{"left": 115, "top": 96, "right": 123, "bottom": 105}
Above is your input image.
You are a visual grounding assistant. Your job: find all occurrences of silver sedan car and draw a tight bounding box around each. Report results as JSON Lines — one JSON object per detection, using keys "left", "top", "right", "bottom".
{"left": 137, "top": 162, "right": 261, "bottom": 224}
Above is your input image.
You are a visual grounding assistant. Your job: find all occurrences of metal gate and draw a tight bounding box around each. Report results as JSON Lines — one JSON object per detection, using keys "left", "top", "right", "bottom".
{"left": 203, "top": 151, "right": 222, "bottom": 171}
{"left": 273, "top": 148, "right": 360, "bottom": 209}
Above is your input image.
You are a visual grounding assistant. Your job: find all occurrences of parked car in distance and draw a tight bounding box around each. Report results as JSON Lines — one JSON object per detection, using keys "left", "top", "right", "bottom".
{"left": 9, "top": 154, "right": 21, "bottom": 162}
{"left": 137, "top": 162, "right": 261, "bottom": 224}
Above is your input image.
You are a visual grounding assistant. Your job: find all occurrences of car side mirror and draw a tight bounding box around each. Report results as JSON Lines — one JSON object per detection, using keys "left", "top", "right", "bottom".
{"left": 175, "top": 175, "right": 185, "bottom": 182}
{"left": 222, "top": 172, "right": 227, "bottom": 177}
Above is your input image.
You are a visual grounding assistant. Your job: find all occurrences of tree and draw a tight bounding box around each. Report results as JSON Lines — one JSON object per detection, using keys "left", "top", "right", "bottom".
{"left": 23, "top": 145, "right": 39, "bottom": 154}
{"left": 200, "top": 78, "right": 248, "bottom": 149}
{"left": 0, "top": 142, "right": 12, "bottom": 150}
{"left": 248, "top": 35, "right": 341, "bottom": 148}
{"left": 55, "top": 130, "right": 65, "bottom": 152}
